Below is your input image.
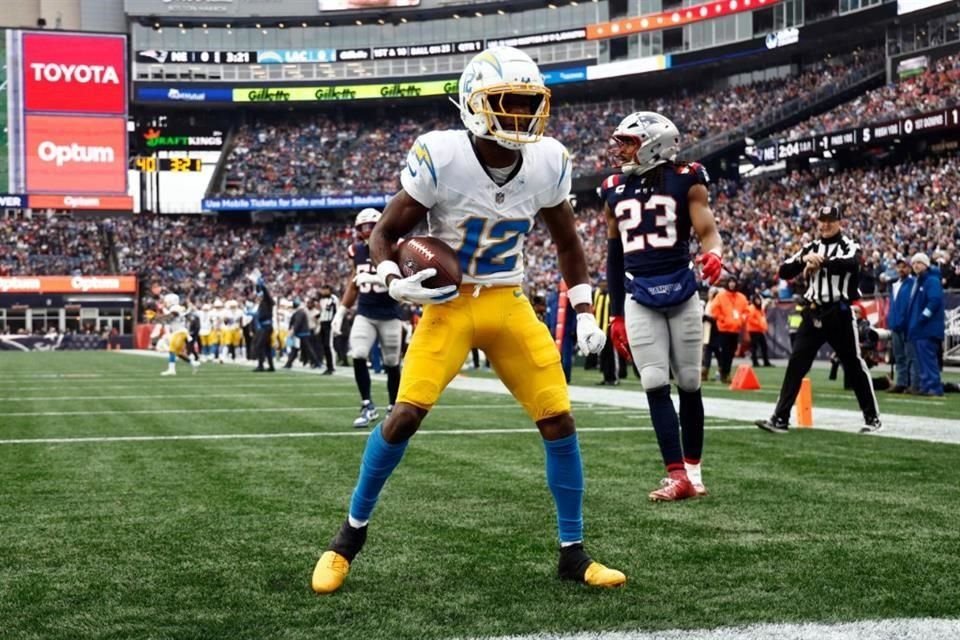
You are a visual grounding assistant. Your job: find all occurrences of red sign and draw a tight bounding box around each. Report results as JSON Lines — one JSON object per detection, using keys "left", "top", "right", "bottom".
{"left": 0, "top": 275, "right": 137, "bottom": 294}
{"left": 22, "top": 32, "right": 126, "bottom": 114}
{"left": 25, "top": 115, "right": 127, "bottom": 195}
{"left": 29, "top": 194, "right": 134, "bottom": 211}
{"left": 586, "top": 0, "right": 783, "bottom": 39}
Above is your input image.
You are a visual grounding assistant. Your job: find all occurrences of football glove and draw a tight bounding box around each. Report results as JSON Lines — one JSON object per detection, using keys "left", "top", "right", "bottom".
{"left": 609, "top": 315, "right": 632, "bottom": 362}
{"left": 696, "top": 250, "right": 723, "bottom": 285}
{"left": 355, "top": 269, "right": 459, "bottom": 305}
{"left": 576, "top": 313, "right": 606, "bottom": 355}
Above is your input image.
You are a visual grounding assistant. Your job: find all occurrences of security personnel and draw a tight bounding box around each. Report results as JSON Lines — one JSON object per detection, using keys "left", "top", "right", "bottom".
{"left": 592, "top": 279, "right": 617, "bottom": 385}
{"left": 756, "top": 205, "right": 882, "bottom": 434}
{"left": 786, "top": 296, "right": 804, "bottom": 348}
{"left": 252, "top": 276, "right": 276, "bottom": 372}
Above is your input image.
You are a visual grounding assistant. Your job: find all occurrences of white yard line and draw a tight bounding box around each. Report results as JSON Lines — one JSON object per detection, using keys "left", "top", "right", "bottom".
{"left": 91, "top": 350, "right": 960, "bottom": 446}
{"left": 0, "top": 425, "right": 756, "bottom": 446}
{"left": 466, "top": 618, "right": 960, "bottom": 640}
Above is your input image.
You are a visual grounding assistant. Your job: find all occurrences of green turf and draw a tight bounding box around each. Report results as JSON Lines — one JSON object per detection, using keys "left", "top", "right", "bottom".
{"left": 461, "top": 360, "right": 960, "bottom": 419}
{"left": 1, "top": 353, "right": 958, "bottom": 640}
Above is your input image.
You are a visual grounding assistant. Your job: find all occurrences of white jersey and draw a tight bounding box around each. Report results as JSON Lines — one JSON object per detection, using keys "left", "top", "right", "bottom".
{"left": 166, "top": 313, "right": 187, "bottom": 335}
{"left": 400, "top": 129, "right": 571, "bottom": 286}
{"left": 199, "top": 310, "right": 213, "bottom": 335}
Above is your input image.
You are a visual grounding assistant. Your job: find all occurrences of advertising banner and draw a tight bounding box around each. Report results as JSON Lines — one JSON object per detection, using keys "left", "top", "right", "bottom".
{"left": 22, "top": 32, "right": 126, "bottom": 115}
{"left": 202, "top": 194, "right": 390, "bottom": 211}
{"left": 0, "top": 275, "right": 137, "bottom": 294}
{"left": 232, "top": 79, "right": 458, "bottom": 103}
{"left": 135, "top": 86, "right": 233, "bottom": 103}
{"left": 29, "top": 194, "right": 134, "bottom": 210}
{"left": 25, "top": 115, "right": 127, "bottom": 194}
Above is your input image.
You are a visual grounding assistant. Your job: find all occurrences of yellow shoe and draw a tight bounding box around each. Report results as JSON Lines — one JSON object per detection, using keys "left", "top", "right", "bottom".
{"left": 583, "top": 561, "right": 627, "bottom": 588}
{"left": 558, "top": 543, "right": 626, "bottom": 588}
{"left": 312, "top": 551, "right": 350, "bottom": 594}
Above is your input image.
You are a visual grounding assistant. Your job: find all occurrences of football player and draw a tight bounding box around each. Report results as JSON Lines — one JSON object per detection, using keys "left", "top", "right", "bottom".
{"left": 312, "top": 47, "right": 624, "bottom": 594}
{"left": 159, "top": 302, "right": 200, "bottom": 376}
{"left": 602, "top": 112, "right": 723, "bottom": 501}
{"left": 332, "top": 209, "right": 403, "bottom": 428}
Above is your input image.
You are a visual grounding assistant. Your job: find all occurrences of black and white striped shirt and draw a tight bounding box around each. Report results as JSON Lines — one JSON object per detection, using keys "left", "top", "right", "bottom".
{"left": 780, "top": 233, "right": 862, "bottom": 305}
{"left": 317, "top": 295, "right": 339, "bottom": 323}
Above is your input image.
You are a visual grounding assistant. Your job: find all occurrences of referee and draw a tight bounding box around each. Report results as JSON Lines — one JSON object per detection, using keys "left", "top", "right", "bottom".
{"left": 756, "top": 206, "right": 881, "bottom": 434}
{"left": 316, "top": 284, "right": 338, "bottom": 375}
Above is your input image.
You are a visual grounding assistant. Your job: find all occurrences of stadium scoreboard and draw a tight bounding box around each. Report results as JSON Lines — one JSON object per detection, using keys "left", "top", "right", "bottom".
{"left": 132, "top": 156, "right": 203, "bottom": 172}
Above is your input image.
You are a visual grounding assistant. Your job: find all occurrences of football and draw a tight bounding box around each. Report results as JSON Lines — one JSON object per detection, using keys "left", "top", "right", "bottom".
{"left": 397, "top": 236, "right": 463, "bottom": 290}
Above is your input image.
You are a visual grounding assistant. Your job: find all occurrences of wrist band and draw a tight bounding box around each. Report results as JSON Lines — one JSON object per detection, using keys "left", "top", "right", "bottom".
{"left": 567, "top": 283, "right": 592, "bottom": 307}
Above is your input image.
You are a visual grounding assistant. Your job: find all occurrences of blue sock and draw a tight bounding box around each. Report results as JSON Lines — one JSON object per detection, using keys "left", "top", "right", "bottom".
{"left": 543, "top": 433, "right": 584, "bottom": 544}
{"left": 647, "top": 385, "right": 684, "bottom": 471}
{"left": 168, "top": 353, "right": 176, "bottom": 363}
{"left": 349, "top": 424, "right": 409, "bottom": 522}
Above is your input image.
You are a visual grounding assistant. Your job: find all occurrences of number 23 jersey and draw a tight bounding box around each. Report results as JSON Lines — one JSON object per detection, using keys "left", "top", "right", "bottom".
{"left": 400, "top": 129, "right": 571, "bottom": 286}
{"left": 601, "top": 162, "right": 709, "bottom": 277}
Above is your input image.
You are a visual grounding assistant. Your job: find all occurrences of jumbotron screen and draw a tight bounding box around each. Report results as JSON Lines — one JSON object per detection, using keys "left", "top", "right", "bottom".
{"left": 0, "top": 29, "right": 132, "bottom": 211}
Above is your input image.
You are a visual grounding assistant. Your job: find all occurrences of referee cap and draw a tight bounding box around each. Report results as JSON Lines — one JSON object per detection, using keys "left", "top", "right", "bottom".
{"left": 817, "top": 205, "right": 841, "bottom": 221}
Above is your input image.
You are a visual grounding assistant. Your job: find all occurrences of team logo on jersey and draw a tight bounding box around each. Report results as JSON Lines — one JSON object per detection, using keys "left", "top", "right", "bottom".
{"left": 496, "top": 192, "right": 505, "bottom": 205}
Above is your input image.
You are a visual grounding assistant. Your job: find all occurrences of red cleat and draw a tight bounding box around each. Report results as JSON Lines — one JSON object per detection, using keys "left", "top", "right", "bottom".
{"left": 648, "top": 470, "right": 697, "bottom": 502}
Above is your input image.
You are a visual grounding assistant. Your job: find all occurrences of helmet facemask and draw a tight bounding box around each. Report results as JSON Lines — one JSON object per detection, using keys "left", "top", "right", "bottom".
{"left": 467, "top": 84, "right": 550, "bottom": 149}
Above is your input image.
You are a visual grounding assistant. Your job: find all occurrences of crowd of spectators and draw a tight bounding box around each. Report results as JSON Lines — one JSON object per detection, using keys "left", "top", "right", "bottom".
{"left": 783, "top": 52, "right": 960, "bottom": 140}
{"left": 5, "top": 151, "right": 960, "bottom": 314}
{"left": 214, "top": 49, "right": 881, "bottom": 196}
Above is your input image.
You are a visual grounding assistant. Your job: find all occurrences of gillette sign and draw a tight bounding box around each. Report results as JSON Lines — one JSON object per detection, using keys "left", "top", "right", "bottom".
{"left": 23, "top": 33, "right": 127, "bottom": 114}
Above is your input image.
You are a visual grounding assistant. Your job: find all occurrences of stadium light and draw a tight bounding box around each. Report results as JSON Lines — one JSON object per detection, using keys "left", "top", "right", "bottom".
{"left": 400, "top": 17, "right": 407, "bottom": 23}
{"left": 355, "top": 19, "right": 363, "bottom": 25}
{"left": 301, "top": 21, "right": 308, "bottom": 27}
{"left": 453, "top": 13, "right": 460, "bottom": 18}
{"left": 377, "top": 18, "right": 385, "bottom": 24}
{"left": 255, "top": 22, "right": 261, "bottom": 28}
{"left": 278, "top": 22, "right": 285, "bottom": 28}
{"left": 548, "top": 3, "right": 558, "bottom": 7}
{"left": 497, "top": 9, "right": 506, "bottom": 14}
{"left": 475, "top": 11, "right": 483, "bottom": 16}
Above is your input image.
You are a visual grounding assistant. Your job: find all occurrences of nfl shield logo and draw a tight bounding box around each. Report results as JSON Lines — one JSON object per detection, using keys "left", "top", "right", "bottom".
{"left": 495, "top": 192, "right": 505, "bottom": 205}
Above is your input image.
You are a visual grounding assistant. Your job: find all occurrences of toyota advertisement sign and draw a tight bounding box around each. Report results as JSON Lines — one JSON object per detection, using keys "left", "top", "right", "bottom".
{"left": 22, "top": 33, "right": 126, "bottom": 114}
{"left": 4, "top": 29, "right": 131, "bottom": 210}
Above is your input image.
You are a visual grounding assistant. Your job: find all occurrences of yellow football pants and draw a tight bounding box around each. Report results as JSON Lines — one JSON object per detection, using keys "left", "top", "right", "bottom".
{"left": 398, "top": 285, "right": 570, "bottom": 422}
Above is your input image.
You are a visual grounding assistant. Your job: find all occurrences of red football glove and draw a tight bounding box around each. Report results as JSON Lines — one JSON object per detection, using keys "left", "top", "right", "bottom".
{"left": 609, "top": 316, "right": 632, "bottom": 362}
{"left": 696, "top": 251, "right": 723, "bottom": 285}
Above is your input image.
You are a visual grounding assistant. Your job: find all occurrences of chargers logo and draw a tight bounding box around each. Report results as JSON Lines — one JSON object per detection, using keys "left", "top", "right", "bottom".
{"left": 406, "top": 141, "right": 437, "bottom": 187}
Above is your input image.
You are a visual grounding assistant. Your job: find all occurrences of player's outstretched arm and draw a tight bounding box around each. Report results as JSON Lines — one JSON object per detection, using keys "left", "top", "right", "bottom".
{"left": 689, "top": 184, "right": 723, "bottom": 284}
{"left": 541, "top": 200, "right": 606, "bottom": 355}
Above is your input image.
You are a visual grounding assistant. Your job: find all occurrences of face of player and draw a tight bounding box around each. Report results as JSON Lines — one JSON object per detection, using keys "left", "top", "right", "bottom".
{"left": 494, "top": 92, "right": 540, "bottom": 134}
{"left": 817, "top": 218, "right": 841, "bottom": 238}
{"left": 356, "top": 223, "right": 375, "bottom": 241}
{"left": 610, "top": 135, "right": 640, "bottom": 169}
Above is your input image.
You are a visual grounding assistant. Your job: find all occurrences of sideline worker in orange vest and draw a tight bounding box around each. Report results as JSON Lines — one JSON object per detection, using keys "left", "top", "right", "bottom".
{"left": 746, "top": 294, "right": 773, "bottom": 367}
{"left": 712, "top": 275, "right": 748, "bottom": 383}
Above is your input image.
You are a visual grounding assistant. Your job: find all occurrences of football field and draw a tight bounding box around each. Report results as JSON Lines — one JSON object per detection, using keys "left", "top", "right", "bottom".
{"left": 1, "top": 352, "right": 959, "bottom": 640}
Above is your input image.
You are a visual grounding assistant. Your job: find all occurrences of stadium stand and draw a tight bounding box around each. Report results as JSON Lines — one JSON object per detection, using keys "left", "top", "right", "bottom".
{"left": 212, "top": 48, "right": 883, "bottom": 197}
{"left": 5, "top": 153, "right": 959, "bottom": 310}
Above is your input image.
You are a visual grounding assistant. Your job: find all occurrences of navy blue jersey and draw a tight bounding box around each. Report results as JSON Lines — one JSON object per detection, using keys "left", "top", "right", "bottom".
{"left": 350, "top": 242, "right": 399, "bottom": 320}
{"left": 601, "top": 162, "right": 708, "bottom": 278}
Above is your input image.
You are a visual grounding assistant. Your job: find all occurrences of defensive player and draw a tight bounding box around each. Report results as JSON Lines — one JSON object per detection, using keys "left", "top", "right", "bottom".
{"left": 333, "top": 209, "right": 403, "bottom": 428}
{"left": 602, "top": 112, "right": 723, "bottom": 501}
{"left": 312, "top": 46, "right": 624, "bottom": 594}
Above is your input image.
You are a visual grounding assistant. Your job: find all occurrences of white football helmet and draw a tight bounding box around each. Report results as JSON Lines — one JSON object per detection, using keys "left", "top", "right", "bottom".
{"left": 213, "top": 298, "right": 224, "bottom": 308}
{"left": 456, "top": 46, "right": 550, "bottom": 150}
{"left": 162, "top": 292, "right": 180, "bottom": 308}
{"left": 355, "top": 208, "right": 381, "bottom": 227}
{"left": 611, "top": 112, "right": 681, "bottom": 176}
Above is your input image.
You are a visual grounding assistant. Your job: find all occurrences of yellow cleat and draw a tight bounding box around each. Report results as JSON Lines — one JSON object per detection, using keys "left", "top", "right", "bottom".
{"left": 312, "top": 551, "right": 351, "bottom": 595}
{"left": 583, "top": 561, "right": 627, "bottom": 588}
